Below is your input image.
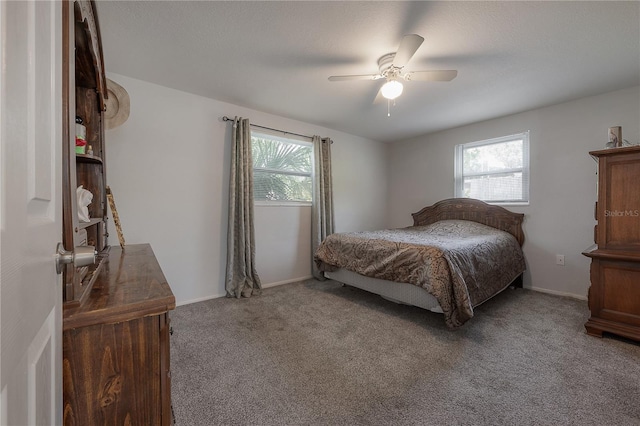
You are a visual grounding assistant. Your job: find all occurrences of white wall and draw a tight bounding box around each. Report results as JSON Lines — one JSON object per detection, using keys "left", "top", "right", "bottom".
{"left": 105, "top": 73, "right": 388, "bottom": 305}
{"left": 104, "top": 71, "right": 637, "bottom": 303}
{"left": 388, "top": 86, "right": 640, "bottom": 299}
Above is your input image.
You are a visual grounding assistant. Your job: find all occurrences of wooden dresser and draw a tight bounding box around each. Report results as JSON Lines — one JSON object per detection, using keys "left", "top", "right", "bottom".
{"left": 63, "top": 244, "right": 175, "bottom": 425}
{"left": 583, "top": 145, "right": 640, "bottom": 341}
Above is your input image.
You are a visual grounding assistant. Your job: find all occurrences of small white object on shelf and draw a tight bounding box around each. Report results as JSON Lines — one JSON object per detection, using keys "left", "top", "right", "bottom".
{"left": 77, "top": 185, "right": 93, "bottom": 223}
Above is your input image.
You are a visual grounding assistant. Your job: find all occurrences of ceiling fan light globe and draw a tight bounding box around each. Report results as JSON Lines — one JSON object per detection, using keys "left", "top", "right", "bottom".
{"left": 381, "top": 80, "right": 403, "bottom": 100}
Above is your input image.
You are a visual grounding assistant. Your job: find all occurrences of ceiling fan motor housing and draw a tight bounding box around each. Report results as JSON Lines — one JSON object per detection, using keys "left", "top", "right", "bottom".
{"left": 378, "top": 53, "right": 397, "bottom": 75}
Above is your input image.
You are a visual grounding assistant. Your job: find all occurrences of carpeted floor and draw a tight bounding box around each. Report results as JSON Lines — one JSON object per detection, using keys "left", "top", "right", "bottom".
{"left": 170, "top": 280, "right": 640, "bottom": 426}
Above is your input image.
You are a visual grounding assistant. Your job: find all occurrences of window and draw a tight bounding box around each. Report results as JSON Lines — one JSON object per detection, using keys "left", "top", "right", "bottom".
{"left": 251, "top": 132, "right": 312, "bottom": 204}
{"left": 454, "top": 131, "right": 530, "bottom": 204}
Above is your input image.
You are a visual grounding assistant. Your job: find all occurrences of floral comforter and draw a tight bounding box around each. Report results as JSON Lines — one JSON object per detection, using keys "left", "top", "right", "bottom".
{"left": 314, "top": 220, "right": 526, "bottom": 327}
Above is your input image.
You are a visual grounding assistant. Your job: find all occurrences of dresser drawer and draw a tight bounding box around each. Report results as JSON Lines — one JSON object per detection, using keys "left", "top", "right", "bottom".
{"left": 590, "top": 258, "right": 640, "bottom": 326}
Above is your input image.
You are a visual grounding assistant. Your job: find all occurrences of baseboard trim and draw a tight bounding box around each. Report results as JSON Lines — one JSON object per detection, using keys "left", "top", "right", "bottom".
{"left": 262, "top": 275, "right": 313, "bottom": 289}
{"left": 176, "top": 276, "right": 314, "bottom": 307}
{"left": 177, "top": 282, "right": 586, "bottom": 306}
{"left": 529, "top": 286, "right": 587, "bottom": 301}
{"left": 177, "top": 293, "right": 225, "bottom": 307}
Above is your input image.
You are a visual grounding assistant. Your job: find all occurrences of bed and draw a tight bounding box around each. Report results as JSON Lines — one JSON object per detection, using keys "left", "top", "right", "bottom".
{"left": 314, "top": 198, "right": 526, "bottom": 328}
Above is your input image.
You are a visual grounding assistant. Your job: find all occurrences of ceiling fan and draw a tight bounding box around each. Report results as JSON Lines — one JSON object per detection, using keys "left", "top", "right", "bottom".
{"left": 328, "top": 34, "right": 457, "bottom": 109}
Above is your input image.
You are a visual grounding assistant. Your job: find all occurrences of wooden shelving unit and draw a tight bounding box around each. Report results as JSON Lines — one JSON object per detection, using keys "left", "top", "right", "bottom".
{"left": 61, "top": 2, "right": 175, "bottom": 424}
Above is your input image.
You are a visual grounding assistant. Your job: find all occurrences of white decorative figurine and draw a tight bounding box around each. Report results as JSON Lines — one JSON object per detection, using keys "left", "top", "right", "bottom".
{"left": 77, "top": 185, "right": 93, "bottom": 223}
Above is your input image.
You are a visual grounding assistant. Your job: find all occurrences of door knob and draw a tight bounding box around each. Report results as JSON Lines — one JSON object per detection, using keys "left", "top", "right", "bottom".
{"left": 55, "top": 243, "right": 97, "bottom": 274}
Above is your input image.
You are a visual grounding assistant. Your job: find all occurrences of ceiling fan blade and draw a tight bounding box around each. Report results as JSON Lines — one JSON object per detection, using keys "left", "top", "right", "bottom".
{"left": 392, "top": 34, "right": 425, "bottom": 68}
{"left": 404, "top": 70, "right": 458, "bottom": 81}
{"left": 328, "top": 74, "right": 383, "bottom": 82}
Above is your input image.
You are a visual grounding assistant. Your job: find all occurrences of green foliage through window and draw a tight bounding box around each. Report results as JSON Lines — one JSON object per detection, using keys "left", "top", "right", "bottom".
{"left": 252, "top": 133, "right": 312, "bottom": 203}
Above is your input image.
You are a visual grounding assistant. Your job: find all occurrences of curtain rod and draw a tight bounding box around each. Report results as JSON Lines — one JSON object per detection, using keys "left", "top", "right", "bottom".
{"left": 222, "top": 116, "right": 314, "bottom": 140}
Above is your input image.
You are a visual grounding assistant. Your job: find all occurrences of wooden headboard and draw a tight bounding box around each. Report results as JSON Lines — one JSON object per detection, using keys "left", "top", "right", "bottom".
{"left": 411, "top": 198, "right": 525, "bottom": 246}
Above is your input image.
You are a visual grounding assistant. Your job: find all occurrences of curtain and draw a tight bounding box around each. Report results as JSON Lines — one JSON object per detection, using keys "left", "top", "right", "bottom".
{"left": 311, "top": 135, "right": 334, "bottom": 280}
{"left": 225, "top": 117, "right": 262, "bottom": 298}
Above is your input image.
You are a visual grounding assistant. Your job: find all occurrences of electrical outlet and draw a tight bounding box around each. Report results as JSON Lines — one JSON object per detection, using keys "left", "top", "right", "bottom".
{"left": 556, "top": 254, "right": 565, "bottom": 266}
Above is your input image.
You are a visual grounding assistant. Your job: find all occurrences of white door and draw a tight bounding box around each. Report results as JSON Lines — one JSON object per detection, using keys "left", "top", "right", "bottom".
{"left": 1, "top": 1, "right": 63, "bottom": 425}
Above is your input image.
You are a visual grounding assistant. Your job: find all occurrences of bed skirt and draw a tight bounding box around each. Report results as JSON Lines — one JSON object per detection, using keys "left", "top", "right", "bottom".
{"left": 326, "top": 268, "right": 523, "bottom": 315}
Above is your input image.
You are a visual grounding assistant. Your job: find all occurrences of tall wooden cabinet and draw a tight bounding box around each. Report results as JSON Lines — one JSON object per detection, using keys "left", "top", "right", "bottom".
{"left": 62, "top": 2, "right": 176, "bottom": 424}
{"left": 583, "top": 145, "right": 640, "bottom": 342}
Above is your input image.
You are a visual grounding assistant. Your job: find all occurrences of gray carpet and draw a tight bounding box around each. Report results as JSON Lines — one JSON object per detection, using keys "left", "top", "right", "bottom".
{"left": 170, "top": 280, "right": 640, "bottom": 426}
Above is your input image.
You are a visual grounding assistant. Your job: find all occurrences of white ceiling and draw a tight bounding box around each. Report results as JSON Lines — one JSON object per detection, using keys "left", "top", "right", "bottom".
{"left": 96, "top": 1, "right": 640, "bottom": 143}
